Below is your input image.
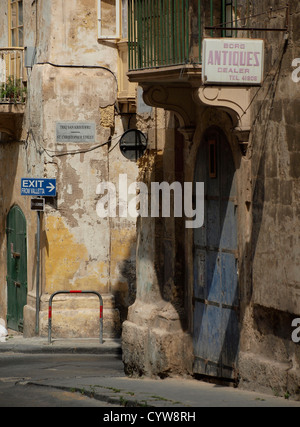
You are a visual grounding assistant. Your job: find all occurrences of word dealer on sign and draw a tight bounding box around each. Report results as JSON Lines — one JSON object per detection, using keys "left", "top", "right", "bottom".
{"left": 202, "top": 38, "right": 264, "bottom": 85}
{"left": 21, "top": 178, "right": 56, "bottom": 196}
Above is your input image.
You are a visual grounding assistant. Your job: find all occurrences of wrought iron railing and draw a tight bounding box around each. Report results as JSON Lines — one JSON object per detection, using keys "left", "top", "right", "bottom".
{"left": 0, "top": 48, "right": 26, "bottom": 103}
{"left": 128, "top": 0, "right": 238, "bottom": 71}
{"left": 128, "top": 0, "right": 199, "bottom": 70}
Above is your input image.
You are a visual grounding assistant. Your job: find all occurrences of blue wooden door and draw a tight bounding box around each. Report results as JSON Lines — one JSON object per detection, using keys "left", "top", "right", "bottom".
{"left": 193, "top": 129, "right": 239, "bottom": 380}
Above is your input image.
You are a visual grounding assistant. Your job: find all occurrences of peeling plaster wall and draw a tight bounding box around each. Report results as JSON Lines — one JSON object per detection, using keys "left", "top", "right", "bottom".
{"left": 0, "top": 2, "right": 9, "bottom": 46}
{"left": 26, "top": 0, "right": 137, "bottom": 337}
{"left": 37, "top": 0, "right": 118, "bottom": 70}
{"left": 0, "top": 0, "right": 139, "bottom": 339}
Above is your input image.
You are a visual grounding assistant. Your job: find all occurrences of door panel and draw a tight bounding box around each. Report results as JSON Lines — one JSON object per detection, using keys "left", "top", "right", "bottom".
{"left": 193, "top": 129, "right": 239, "bottom": 380}
{"left": 221, "top": 253, "right": 239, "bottom": 307}
{"left": 193, "top": 249, "right": 206, "bottom": 299}
{"left": 206, "top": 251, "right": 221, "bottom": 302}
{"left": 6, "top": 206, "right": 27, "bottom": 332}
{"left": 220, "top": 201, "right": 237, "bottom": 249}
{"left": 207, "top": 200, "right": 221, "bottom": 246}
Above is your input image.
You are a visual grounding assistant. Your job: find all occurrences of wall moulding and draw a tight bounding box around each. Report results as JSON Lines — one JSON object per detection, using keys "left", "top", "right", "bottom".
{"left": 194, "top": 86, "right": 251, "bottom": 144}
{"left": 142, "top": 84, "right": 197, "bottom": 131}
{"left": 140, "top": 83, "right": 252, "bottom": 147}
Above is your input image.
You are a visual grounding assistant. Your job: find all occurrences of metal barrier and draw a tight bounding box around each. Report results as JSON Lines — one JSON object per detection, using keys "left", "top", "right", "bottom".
{"left": 48, "top": 290, "right": 103, "bottom": 344}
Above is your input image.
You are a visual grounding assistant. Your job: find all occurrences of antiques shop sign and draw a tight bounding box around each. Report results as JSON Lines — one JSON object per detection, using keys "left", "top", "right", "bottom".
{"left": 202, "top": 38, "right": 264, "bottom": 85}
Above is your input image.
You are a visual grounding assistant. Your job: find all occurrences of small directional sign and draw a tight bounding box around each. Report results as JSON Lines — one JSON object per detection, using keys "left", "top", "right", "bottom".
{"left": 21, "top": 178, "right": 56, "bottom": 196}
{"left": 31, "top": 198, "right": 45, "bottom": 211}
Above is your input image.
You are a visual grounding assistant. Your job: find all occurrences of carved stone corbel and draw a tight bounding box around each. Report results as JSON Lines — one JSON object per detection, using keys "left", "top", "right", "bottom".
{"left": 142, "top": 84, "right": 197, "bottom": 142}
{"left": 194, "top": 86, "right": 251, "bottom": 152}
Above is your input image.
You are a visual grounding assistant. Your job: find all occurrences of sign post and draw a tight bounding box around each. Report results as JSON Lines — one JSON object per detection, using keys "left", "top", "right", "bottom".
{"left": 35, "top": 209, "right": 41, "bottom": 334}
{"left": 21, "top": 178, "right": 56, "bottom": 334}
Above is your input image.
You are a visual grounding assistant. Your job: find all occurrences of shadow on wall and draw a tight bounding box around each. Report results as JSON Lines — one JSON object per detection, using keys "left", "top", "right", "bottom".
{"left": 117, "top": 37, "right": 295, "bottom": 384}
{"left": 117, "top": 106, "right": 267, "bottom": 381}
{"left": 114, "top": 238, "right": 137, "bottom": 326}
{"left": 118, "top": 118, "right": 190, "bottom": 363}
{"left": 109, "top": 115, "right": 186, "bottom": 334}
{"left": 0, "top": 137, "right": 21, "bottom": 319}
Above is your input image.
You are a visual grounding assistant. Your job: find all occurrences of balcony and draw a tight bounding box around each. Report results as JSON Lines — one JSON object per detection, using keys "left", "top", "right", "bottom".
{"left": 0, "top": 48, "right": 26, "bottom": 139}
{"left": 127, "top": 0, "right": 252, "bottom": 140}
{"left": 128, "top": 0, "right": 239, "bottom": 80}
{"left": 128, "top": 0, "right": 204, "bottom": 85}
{"left": 0, "top": 48, "right": 26, "bottom": 106}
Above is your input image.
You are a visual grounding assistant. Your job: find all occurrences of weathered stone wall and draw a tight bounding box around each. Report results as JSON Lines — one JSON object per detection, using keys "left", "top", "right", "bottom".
{"left": 27, "top": 0, "right": 138, "bottom": 338}
{"left": 0, "top": 141, "right": 37, "bottom": 323}
{"left": 122, "top": 111, "right": 195, "bottom": 377}
{"left": 0, "top": 0, "right": 139, "bottom": 339}
{"left": 122, "top": 0, "right": 300, "bottom": 398}
{"left": 237, "top": 0, "right": 300, "bottom": 396}
{"left": 1, "top": 0, "right": 299, "bottom": 399}
{"left": 0, "top": 0, "right": 39, "bottom": 325}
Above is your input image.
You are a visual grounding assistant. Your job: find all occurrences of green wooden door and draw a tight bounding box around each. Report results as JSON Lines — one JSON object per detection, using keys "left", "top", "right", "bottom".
{"left": 6, "top": 206, "right": 27, "bottom": 332}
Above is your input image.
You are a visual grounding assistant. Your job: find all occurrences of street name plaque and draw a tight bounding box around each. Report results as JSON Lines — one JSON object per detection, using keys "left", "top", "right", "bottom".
{"left": 56, "top": 122, "right": 96, "bottom": 143}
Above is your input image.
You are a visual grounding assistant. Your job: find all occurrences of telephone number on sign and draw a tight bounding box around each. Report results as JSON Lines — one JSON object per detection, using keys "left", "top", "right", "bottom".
{"left": 227, "top": 74, "right": 258, "bottom": 82}
{"left": 242, "top": 75, "right": 258, "bottom": 81}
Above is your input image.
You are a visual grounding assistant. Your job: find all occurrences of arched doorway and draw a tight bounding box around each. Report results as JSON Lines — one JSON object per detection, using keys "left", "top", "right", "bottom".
{"left": 6, "top": 205, "right": 27, "bottom": 332}
{"left": 193, "top": 127, "right": 239, "bottom": 380}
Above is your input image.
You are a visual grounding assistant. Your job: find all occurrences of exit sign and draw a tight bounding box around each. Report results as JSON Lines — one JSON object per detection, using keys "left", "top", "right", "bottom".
{"left": 21, "top": 178, "right": 56, "bottom": 197}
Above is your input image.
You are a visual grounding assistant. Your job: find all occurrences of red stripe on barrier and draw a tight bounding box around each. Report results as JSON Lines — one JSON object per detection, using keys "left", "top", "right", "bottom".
{"left": 49, "top": 306, "right": 52, "bottom": 319}
{"left": 70, "top": 290, "right": 82, "bottom": 293}
{"left": 100, "top": 306, "right": 103, "bottom": 319}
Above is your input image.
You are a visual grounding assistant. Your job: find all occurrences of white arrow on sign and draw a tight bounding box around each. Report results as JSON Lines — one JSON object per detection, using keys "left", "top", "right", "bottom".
{"left": 46, "top": 182, "right": 55, "bottom": 193}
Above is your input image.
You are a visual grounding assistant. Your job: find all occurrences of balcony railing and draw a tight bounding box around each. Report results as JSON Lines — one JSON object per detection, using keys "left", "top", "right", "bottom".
{"left": 0, "top": 48, "right": 26, "bottom": 103}
{"left": 128, "top": 0, "right": 200, "bottom": 70}
{"left": 128, "top": 0, "right": 238, "bottom": 72}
